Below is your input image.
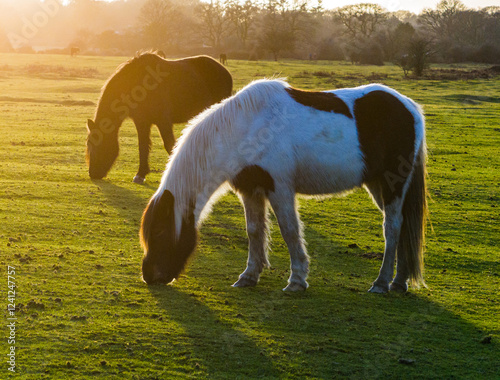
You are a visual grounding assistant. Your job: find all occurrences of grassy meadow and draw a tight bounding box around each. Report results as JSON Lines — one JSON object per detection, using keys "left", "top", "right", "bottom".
{"left": 0, "top": 52, "right": 499, "bottom": 379}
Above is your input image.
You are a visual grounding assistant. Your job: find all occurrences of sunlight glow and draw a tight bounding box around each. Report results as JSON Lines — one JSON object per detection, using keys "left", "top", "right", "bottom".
{"left": 321, "top": 0, "right": 500, "bottom": 13}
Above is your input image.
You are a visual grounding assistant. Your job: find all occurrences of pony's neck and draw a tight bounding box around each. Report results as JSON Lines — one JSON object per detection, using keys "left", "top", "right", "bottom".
{"left": 94, "top": 82, "right": 127, "bottom": 130}
{"left": 161, "top": 148, "right": 228, "bottom": 238}
{"left": 172, "top": 170, "right": 228, "bottom": 238}
{"left": 94, "top": 102, "right": 124, "bottom": 126}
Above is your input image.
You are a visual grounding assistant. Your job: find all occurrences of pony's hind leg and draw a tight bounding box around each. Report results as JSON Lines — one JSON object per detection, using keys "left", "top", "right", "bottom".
{"left": 233, "top": 191, "right": 270, "bottom": 287}
{"left": 390, "top": 244, "right": 409, "bottom": 293}
{"left": 134, "top": 122, "right": 152, "bottom": 184}
{"left": 368, "top": 197, "right": 404, "bottom": 293}
{"left": 268, "top": 188, "right": 309, "bottom": 291}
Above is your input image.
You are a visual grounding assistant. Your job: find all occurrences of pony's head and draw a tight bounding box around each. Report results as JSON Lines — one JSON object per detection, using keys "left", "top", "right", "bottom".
{"left": 140, "top": 190, "right": 197, "bottom": 285}
{"left": 86, "top": 119, "right": 119, "bottom": 179}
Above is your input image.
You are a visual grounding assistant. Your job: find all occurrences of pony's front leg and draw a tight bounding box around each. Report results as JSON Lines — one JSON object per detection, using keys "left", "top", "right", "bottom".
{"left": 268, "top": 189, "right": 309, "bottom": 291}
{"left": 134, "top": 123, "right": 152, "bottom": 184}
{"left": 369, "top": 199, "right": 403, "bottom": 293}
{"left": 233, "top": 191, "right": 270, "bottom": 287}
{"left": 157, "top": 121, "right": 175, "bottom": 155}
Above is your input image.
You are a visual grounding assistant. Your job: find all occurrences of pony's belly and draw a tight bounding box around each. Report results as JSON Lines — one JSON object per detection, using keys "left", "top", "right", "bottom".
{"left": 291, "top": 127, "right": 365, "bottom": 195}
{"left": 294, "top": 162, "right": 364, "bottom": 195}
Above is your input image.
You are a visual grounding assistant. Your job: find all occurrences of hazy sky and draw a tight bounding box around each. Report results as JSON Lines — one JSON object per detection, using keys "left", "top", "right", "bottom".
{"left": 321, "top": 0, "right": 500, "bottom": 13}
{"left": 68, "top": 0, "right": 500, "bottom": 12}
{"left": 58, "top": 0, "right": 500, "bottom": 14}
{"left": 59, "top": 0, "right": 500, "bottom": 13}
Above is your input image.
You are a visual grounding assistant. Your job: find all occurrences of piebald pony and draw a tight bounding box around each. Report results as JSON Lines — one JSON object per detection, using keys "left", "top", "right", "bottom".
{"left": 140, "top": 79, "right": 427, "bottom": 293}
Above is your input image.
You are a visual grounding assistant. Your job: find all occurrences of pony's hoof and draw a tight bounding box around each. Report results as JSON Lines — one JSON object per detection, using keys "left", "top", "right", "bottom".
{"left": 368, "top": 284, "right": 389, "bottom": 293}
{"left": 133, "top": 175, "right": 145, "bottom": 184}
{"left": 232, "top": 277, "right": 257, "bottom": 287}
{"left": 389, "top": 282, "right": 408, "bottom": 293}
{"left": 283, "top": 282, "right": 307, "bottom": 292}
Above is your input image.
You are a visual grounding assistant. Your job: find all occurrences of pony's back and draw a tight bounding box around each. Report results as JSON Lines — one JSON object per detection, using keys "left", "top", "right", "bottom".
{"left": 182, "top": 55, "right": 233, "bottom": 102}
{"left": 96, "top": 52, "right": 232, "bottom": 123}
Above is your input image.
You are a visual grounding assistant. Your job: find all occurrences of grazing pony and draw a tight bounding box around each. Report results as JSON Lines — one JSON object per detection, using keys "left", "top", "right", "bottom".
{"left": 219, "top": 53, "right": 227, "bottom": 65}
{"left": 86, "top": 52, "right": 233, "bottom": 183}
{"left": 140, "top": 79, "right": 427, "bottom": 293}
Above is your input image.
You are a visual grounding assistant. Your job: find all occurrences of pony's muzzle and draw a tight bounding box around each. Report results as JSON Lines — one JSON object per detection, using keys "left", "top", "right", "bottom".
{"left": 142, "top": 258, "right": 174, "bottom": 285}
{"left": 89, "top": 168, "right": 105, "bottom": 180}
{"left": 142, "top": 272, "right": 174, "bottom": 285}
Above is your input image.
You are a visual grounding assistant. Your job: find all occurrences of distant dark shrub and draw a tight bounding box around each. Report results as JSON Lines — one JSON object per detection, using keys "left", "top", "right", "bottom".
{"left": 469, "top": 44, "right": 500, "bottom": 64}
{"left": 447, "top": 45, "right": 475, "bottom": 63}
{"left": 317, "top": 38, "right": 345, "bottom": 61}
{"left": 248, "top": 52, "right": 259, "bottom": 61}
{"left": 394, "top": 38, "right": 433, "bottom": 78}
{"left": 409, "top": 39, "right": 431, "bottom": 76}
{"left": 16, "top": 45, "right": 35, "bottom": 54}
{"left": 227, "top": 50, "right": 249, "bottom": 60}
{"left": 358, "top": 44, "right": 384, "bottom": 66}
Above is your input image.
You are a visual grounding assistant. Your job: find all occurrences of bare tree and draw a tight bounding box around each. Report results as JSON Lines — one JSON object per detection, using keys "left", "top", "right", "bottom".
{"left": 453, "top": 10, "right": 486, "bottom": 45}
{"left": 259, "top": 0, "right": 291, "bottom": 60}
{"left": 138, "top": 0, "right": 184, "bottom": 51}
{"left": 226, "top": 0, "right": 258, "bottom": 48}
{"left": 197, "top": 0, "right": 232, "bottom": 51}
{"left": 259, "top": 0, "right": 313, "bottom": 60}
{"left": 420, "top": 0, "right": 466, "bottom": 37}
{"left": 335, "top": 3, "right": 387, "bottom": 40}
{"left": 382, "top": 21, "right": 415, "bottom": 61}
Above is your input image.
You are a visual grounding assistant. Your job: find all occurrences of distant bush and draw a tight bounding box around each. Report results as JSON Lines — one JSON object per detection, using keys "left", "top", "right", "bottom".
{"left": 16, "top": 45, "right": 35, "bottom": 54}
{"left": 470, "top": 44, "right": 500, "bottom": 64}
{"left": 317, "top": 38, "right": 345, "bottom": 61}
{"left": 394, "top": 38, "right": 432, "bottom": 77}
{"left": 447, "top": 45, "right": 475, "bottom": 63}
{"left": 226, "top": 50, "right": 250, "bottom": 60}
{"left": 358, "top": 44, "right": 384, "bottom": 66}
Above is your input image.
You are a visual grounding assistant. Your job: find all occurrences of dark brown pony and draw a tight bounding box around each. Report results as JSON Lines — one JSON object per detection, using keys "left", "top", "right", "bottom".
{"left": 86, "top": 52, "right": 233, "bottom": 183}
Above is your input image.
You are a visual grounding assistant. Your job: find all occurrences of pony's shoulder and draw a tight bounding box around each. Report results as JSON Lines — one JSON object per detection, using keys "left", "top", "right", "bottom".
{"left": 118, "top": 51, "right": 165, "bottom": 69}
{"left": 237, "top": 78, "right": 290, "bottom": 97}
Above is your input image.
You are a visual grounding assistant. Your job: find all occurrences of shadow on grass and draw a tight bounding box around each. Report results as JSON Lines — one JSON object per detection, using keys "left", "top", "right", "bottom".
{"left": 146, "top": 270, "right": 497, "bottom": 378}
{"left": 152, "top": 222, "right": 497, "bottom": 378}
{"left": 92, "top": 178, "right": 155, "bottom": 219}
{"left": 92, "top": 184, "right": 496, "bottom": 378}
{"left": 148, "top": 285, "right": 281, "bottom": 378}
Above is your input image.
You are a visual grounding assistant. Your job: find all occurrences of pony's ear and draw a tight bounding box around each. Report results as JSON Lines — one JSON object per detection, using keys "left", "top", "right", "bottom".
{"left": 155, "top": 190, "right": 175, "bottom": 218}
{"left": 150, "top": 190, "right": 175, "bottom": 239}
{"left": 87, "top": 119, "right": 96, "bottom": 131}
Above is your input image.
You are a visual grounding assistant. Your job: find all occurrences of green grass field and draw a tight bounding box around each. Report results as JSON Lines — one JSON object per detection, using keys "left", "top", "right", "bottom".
{"left": 0, "top": 53, "right": 498, "bottom": 379}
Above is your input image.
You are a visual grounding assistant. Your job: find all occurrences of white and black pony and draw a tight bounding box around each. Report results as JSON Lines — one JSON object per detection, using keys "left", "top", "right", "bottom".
{"left": 140, "top": 79, "right": 427, "bottom": 293}
{"left": 86, "top": 52, "right": 232, "bottom": 183}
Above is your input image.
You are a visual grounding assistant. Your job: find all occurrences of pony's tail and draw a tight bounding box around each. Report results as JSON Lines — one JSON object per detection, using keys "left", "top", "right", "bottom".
{"left": 399, "top": 143, "right": 427, "bottom": 288}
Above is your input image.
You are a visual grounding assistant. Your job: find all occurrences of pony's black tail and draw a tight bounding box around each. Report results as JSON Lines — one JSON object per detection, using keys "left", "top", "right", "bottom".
{"left": 399, "top": 144, "right": 427, "bottom": 288}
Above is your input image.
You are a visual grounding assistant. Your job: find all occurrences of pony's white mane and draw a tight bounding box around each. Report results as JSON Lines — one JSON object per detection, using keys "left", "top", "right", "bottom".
{"left": 155, "top": 79, "right": 291, "bottom": 234}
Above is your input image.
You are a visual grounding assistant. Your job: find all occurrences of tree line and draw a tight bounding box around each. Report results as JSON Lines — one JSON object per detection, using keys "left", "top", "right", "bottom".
{"left": 1, "top": 0, "right": 499, "bottom": 67}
